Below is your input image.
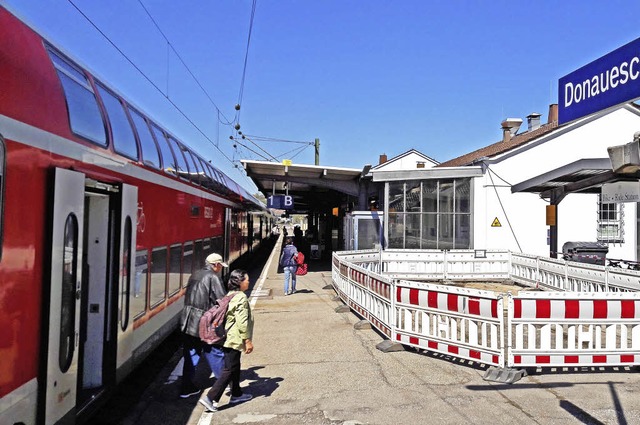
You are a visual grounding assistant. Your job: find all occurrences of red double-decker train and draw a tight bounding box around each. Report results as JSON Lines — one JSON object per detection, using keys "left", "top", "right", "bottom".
{"left": 0, "top": 5, "right": 273, "bottom": 424}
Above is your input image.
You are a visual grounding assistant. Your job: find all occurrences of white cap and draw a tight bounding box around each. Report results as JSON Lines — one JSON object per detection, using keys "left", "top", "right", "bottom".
{"left": 205, "top": 253, "right": 228, "bottom": 267}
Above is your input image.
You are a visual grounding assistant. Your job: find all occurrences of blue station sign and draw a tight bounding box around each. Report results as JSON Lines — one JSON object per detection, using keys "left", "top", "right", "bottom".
{"left": 267, "top": 195, "right": 294, "bottom": 210}
{"left": 558, "top": 36, "right": 640, "bottom": 125}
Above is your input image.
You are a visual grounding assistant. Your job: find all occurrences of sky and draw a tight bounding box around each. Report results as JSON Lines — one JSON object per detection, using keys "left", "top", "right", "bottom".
{"left": 4, "top": 0, "right": 640, "bottom": 194}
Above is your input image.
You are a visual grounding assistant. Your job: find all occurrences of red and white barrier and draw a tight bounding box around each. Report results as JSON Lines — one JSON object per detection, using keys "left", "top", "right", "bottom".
{"left": 508, "top": 291, "right": 640, "bottom": 367}
{"left": 394, "top": 281, "right": 504, "bottom": 367}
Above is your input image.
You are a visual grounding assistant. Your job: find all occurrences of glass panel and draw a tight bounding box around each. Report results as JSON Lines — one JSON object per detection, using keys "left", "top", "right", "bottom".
{"left": 129, "top": 109, "right": 160, "bottom": 168}
{"left": 133, "top": 249, "right": 148, "bottom": 317}
{"left": 439, "top": 180, "right": 454, "bottom": 214}
{"left": 60, "top": 214, "right": 78, "bottom": 372}
{"left": 182, "top": 242, "right": 194, "bottom": 286}
{"left": 405, "top": 181, "right": 421, "bottom": 212}
{"left": 439, "top": 214, "right": 454, "bottom": 249}
{"left": 186, "top": 150, "right": 200, "bottom": 175}
{"left": 149, "top": 247, "right": 167, "bottom": 307}
{"left": 421, "top": 213, "right": 438, "bottom": 249}
{"left": 454, "top": 214, "right": 471, "bottom": 249}
{"left": 209, "top": 237, "right": 224, "bottom": 258}
{"left": 405, "top": 213, "right": 421, "bottom": 248}
{"left": 166, "top": 136, "right": 189, "bottom": 178}
{"left": 388, "top": 182, "right": 404, "bottom": 212}
{"left": 151, "top": 126, "right": 177, "bottom": 175}
{"left": 57, "top": 71, "right": 106, "bottom": 145}
{"left": 168, "top": 244, "right": 182, "bottom": 296}
{"left": 455, "top": 179, "right": 471, "bottom": 213}
{"left": 97, "top": 85, "right": 138, "bottom": 160}
{"left": 193, "top": 240, "right": 204, "bottom": 271}
{"left": 120, "top": 217, "right": 132, "bottom": 330}
{"left": 50, "top": 51, "right": 86, "bottom": 82}
{"left": 387, "top": 212, "right": 404, "bottom": 248}
{"left": 422, "top": 180, "right": 438, "bottom": 213}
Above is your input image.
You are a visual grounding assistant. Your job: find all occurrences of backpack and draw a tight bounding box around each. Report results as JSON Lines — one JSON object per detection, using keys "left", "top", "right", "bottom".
{"left": 295, "top": 251, "right": 305, "bottom": 265}
{"left": 199, "top": 293, "right": 236, "bottom": 345}
{"left": 295, "top": 262, "right": 308, "bottom": 276}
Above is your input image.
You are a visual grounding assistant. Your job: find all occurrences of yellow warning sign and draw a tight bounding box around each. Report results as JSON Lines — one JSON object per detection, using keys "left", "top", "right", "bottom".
{"left": 491, "top": 217, "right": 502, "bottom": 227}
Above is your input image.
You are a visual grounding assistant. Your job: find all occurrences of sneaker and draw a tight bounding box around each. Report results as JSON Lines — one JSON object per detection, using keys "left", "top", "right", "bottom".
{"left": 179, "top": 384, "right": 200, "bottom": 399}
{"left": 199, "top": 396, "right": 218, "bottom": 412}
{"left": 229, "top": 393, "right": 253, "bottom": 404}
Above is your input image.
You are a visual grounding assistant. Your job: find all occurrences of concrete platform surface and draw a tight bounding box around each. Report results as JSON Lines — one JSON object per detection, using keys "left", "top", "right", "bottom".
{"left": 106, "top": 240, "right": 640, "bottom": 425}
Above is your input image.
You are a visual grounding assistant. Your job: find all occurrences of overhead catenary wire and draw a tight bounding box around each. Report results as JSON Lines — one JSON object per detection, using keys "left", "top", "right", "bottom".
{"left": 66, "top": 0, "right": 238, "bottom": 169}
{"left": 136, "top": 0, "right": 234, "bottom": 126}
{"left": 483, "top": 161, "right": 523, "bottom": 253}
{"left": 235, "top": 0, "right": 257, "bottom": 124}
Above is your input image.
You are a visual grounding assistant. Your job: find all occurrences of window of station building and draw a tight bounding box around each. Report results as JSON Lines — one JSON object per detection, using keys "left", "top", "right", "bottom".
{"left": 597, "top": 196, "right": 624, "bottom": 244}
{"left": 165, "top": 137, "right": 190, "bottom": 180}
{"left": 150, "top": 125, "right": 177, "bottom": 176}
{"left": 386, "top": 178, "right": 472, "bottom": 250}
{"left": 48, "top": 48, "right": 106, "bottom": 146}
{"left": 96, "top": 84, "right": 138, "bottom": 160}
{"left": 133, "top": 249, "right": 149, "bottom": 318}
{"left": 129, "top": 109, "right": 160, "bottom": 169}
{"left": 149, "top": 246, "right": 167, "bottom": 308}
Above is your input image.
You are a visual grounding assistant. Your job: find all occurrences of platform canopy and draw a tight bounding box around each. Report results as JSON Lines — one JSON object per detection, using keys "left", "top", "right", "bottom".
{"left": 241, "top": 160, "right": 367, "bottom": 213}
{"left": 511, "top": 158, "right": 620, "bottom": 199}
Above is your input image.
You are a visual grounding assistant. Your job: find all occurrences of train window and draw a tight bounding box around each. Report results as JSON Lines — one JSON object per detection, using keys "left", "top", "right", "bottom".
{"left": 60, "top": 214, "right": 79, "bottom": 373}
{"left": 185, "top": 150, "right": 201, "bottom": 176}
{"left": 0, "top": 136, "right": 4, "bottom": 259}
{"left": 129, "top": 109, "right": 160, "bottom": 169}
{"left": 96, "top": 85, "right": 138, "bottom": 160}
{"left": 133, "top": 249, "right": 149, "bottom": 318}
{"left": 193, "top": 240, "right": 204, "bottom": 270}
{"left": 168, "top": 244, "right": 182, "bottom": 296}
{"left": 120, "top": 217, "right": 133, "bottom": 330}
{"left": 149, "top": 246, "right": 167, "bottom": 308}
{"left": 182, "top": 241, "right": 194, "bottom": 286}
{"left": 166, "top": 137, "right": 190, "bottom": 180}
{"left": 150, "top": 126, "right": 177, "bottom": 176}
{"left": 48, "top": 49, "right": 107, "bottom": 146}
{"left": 210, "top": 237, "right": 224, "bottom": 258}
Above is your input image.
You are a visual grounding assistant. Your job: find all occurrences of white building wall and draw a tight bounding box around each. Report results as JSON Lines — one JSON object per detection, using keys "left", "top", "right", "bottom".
{"left": 377, "top": 152, "right": 437, "bottom": 171}
{"left": 473, "top": 107, "right": 640, "bottom": 260}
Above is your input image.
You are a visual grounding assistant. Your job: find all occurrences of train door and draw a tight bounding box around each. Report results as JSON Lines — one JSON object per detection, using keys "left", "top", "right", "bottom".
{"left": 44, "top": 168, "right": 85, "bottom": 424}
{"left": 43, "top": 168, "right": 138, "bottom": 424}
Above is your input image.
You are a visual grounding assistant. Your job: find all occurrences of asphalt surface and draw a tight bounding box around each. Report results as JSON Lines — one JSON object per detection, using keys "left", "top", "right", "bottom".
{"left": 96, "top": 235, "right": 640, "bottom": 425}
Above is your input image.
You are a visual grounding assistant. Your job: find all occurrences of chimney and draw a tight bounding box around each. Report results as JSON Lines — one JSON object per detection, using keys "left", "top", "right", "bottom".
{"left": 379, "top": 154, "right": 387, "bottom": 165}
{"left": 527, "top": 113, "right": 542, "bottom": 131}
{"left": 547, "top": 104, "right": 558, "bottom": 123}
{"left": 500, "top": 118, "right": 523, "bottom": 142}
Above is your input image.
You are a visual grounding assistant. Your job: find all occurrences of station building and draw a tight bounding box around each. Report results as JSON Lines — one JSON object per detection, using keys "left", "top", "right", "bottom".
{"left": 372, "top": 103, "right": 640, "bottom": 261}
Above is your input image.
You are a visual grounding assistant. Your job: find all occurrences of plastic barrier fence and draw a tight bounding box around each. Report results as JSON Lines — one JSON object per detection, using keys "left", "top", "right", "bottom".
{"left": 332, "top": 249, "right": 640, "bottom": 371}
{"left": 395, "top": 280, "right": 504, "bottom": 366}
{"left": 508, "top": 291, "right": 640, "bottom": 367}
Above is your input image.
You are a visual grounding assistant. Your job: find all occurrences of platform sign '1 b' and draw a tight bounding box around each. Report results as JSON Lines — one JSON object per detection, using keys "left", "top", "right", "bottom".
{"left": 267, "top": 195, "right": 294, "bottom": 210}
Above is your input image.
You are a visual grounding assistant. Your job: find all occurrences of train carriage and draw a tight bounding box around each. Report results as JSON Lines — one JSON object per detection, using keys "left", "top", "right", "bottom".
{"left": 0, "top": 5, "right": 273, "bottom": 424}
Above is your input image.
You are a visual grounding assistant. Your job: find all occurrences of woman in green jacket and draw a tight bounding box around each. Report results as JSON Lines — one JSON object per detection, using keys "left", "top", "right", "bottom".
{"left": 199, "top": 269, "right": 254, "bottom": 412}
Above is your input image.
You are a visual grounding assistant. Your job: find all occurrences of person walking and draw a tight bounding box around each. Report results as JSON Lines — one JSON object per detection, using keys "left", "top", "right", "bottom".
{"left": 279, "top": 236, "right": 298, "bottom": 295}
{"left": 199, "top": 269, "right": 254, "bottom": 412}
{"left": 178, "top": 253, "right": 228, "bottom": 398}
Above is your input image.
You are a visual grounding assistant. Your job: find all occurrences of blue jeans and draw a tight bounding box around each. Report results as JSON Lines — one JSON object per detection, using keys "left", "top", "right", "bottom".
{"left": 181, "top": 334, "right": 224, "bottom": 389}
{"left": 284, "top": 265, "right": 297, "bottom": 294}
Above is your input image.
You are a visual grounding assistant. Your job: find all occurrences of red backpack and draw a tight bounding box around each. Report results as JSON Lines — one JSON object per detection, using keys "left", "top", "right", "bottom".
{"left": 295, "top": 252, "right": 307, "bottom": 275}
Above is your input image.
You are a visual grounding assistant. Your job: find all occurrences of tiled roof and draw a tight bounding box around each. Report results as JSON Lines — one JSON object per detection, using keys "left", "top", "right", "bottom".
{"left": 436, "top": 121, "right": 560, "bottom": 167}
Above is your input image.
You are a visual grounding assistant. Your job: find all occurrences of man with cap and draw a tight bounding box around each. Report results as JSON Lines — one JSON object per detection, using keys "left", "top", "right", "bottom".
{"left": 178, "top": 252, "right": 229, "bottom": 398}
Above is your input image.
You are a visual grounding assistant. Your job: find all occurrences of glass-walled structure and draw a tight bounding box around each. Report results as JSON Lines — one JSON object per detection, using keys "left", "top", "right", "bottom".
{"left": 385, "top": 178, "right": 472, "bottom": 249}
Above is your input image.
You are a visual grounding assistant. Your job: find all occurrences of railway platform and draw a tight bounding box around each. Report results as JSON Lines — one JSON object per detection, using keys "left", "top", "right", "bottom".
{"left": 97, "top": 237, "right": 640, "bottom": 425}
